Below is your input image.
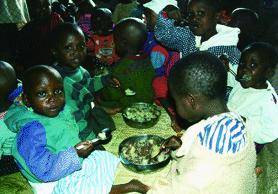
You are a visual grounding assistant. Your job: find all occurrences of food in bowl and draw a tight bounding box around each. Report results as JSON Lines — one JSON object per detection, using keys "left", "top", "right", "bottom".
{"left": 123, "top": 103, "right": 160, "bottom": 123}
{"left": 121, "top": 137, "right": 168, "bottom": 165}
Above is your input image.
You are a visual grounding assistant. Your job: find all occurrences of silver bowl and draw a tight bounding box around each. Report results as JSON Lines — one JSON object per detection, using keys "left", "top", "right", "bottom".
{"left": 119, "top": 135, "right": 170, "bottom": 173}
{"left": 122, "top": 102, "right": 161, "bottom": 129}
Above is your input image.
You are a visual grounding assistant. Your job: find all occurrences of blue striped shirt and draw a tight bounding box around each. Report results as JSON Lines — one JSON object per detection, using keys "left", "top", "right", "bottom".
{"left": 198, "top": 113, "right": 246, "bottom": 154}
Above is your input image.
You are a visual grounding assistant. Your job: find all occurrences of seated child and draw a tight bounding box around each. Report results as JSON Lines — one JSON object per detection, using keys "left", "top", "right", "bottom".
{"left": 4, "top": 65, "right": 144, "bottom": 194}
{"left": 98, "top": 17, "right": 155, "bottom": 110}
{"left": 17, "top": 0, "right": 63, "bottom": 69}
{"left": 73, "top": 0, "right": 96, "bottom": 38}
{"left": 143, "top": 0, "right": 183, "bottom": 132}
{"left": 227, "top": 42, "right": 278, "bottom": 148}
{"left": 112, "top": 0, "right": 139, "bottom": 24}
{"left": 0, "top": 61, "right": 22, "bottom": 175}
{"left": 134, "top": 51, "right": 257, "bottom": 193}
{"left": 87, "top": 8, "right": 119, "bottom": 66}
{"left": 50, "top": 23, "right": 117, "bottom": 140}
{"left": 229, "top": 8, "right": 260, "bottom": 51}
{"left": 154, "top": 0, "right": 241, "bottom": 87}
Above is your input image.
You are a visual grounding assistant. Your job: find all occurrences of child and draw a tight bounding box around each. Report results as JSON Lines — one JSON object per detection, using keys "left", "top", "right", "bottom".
{"left": 143, "top": 0, "right": 183, "bottom": 132}
{"left": 112, "top": 0, "right": 139, "bottom": 24}
{"left": 229, "top": 8, "right": 260, "bottom": 51}
{"left": 98, "top": 17, "right": 155, "bottom": 110}
{"left": 136, "top": 51, "right": 257, "bottom": 193}
{"left": 87, "top": 8, "right": 119, "bottom": 66}
{"left": 4, "top": 65, "right": 144, "bottom": 194}
{"left": 73, "top": 0, "right": 96, "bottom": 38}
{"left": 227, "top": 42, "right": 278, "bottom": 148}
{"left": 0, "top": 61, "right": 22, "bottom": 175}
{"left": 17, "top": 0, "right": 63, "bottom": 69}
{"left": 52, "top": 0, "right": 77, "bottom": 23}
{"left": 50, "top": 23, "right": 117, "bottom": 140}
{"left": 154, "top": 0, "right": 241, "bottom": 86}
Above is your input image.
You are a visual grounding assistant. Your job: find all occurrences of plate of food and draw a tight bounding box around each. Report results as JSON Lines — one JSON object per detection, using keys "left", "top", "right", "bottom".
{"left": 122, "top": 102, "right": 161, "bottom": 129}
{"left": 119, "top": 135, "right": 170, "bottom": 173}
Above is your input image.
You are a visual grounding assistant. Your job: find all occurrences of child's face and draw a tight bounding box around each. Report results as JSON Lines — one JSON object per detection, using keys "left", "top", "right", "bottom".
{"left": 53, "top": 31, "right": 86, "bottom": 69}
{"left": 28, "top": 0, "right": 51, "bottom": 20}
{"left": 187, "top": 0, "right": 217, "bottom": 38}
{"left": 237, "top": 50, "right": 269, "bottom": 89}
{"left": 25, "top": 74, "right": 65, "bottom": 117}
{"left": 92, "top": 15, "right": 113, "bottom": 36}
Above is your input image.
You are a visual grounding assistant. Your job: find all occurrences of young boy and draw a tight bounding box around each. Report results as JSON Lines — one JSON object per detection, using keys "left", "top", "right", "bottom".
{"left": 98, "top": 17, "right": 155, "bottom": 110}
{"left": 154, "top": 0, "right": 241, "bottom": 87}
{"left": 4, "top": 65, "right": 145, "bottom": 194}
{"left": 50, "top": 23, "right": 117, "bottom": 140}
{"left": 87, "top": 8, "right": 119, "bottom": 66}
{"left": 133, "top": 51, "right": 257, "bottom": 193}
{"left": 228, "top": 42, "right": 278, "bottom": 147}
{"left": 0, "top": 61, "right": 22, "bottom": 175}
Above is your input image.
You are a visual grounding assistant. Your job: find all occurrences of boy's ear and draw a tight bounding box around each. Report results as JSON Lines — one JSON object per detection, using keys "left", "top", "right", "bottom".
{"left": 51, "top": 49, "right": 57, "bottom": 57}
{"left": 215, "top": 12, "right": 221, "bottom": 22}
{"left": 265, "top": 67, "right": 275, "bottom": 79}
{"left": 185, "top": 94, "right": 196, "bottom": 110}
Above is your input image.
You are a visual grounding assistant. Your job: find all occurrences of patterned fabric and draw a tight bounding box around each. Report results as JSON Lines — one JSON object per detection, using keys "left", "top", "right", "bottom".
{"left": 154, "top": 12, "right": 241, "bottom": 66}
{"left": 198, "top": 112, "right": 247, "bottom": 154}
{"left": 8, "top": 84, "right": 22, "bottom": 103}
{"left": 77, "top": 14, "right": 93, "bottom": 38}
{"left": 99, "top": 54, "right": 155, "bottom": 108}
{"left": 0, "top": 0, "right": 30, "bottom": 24}
{"left": 87, "top": 34, "right": 119, "bottom": 65}
{"left": 53, "top": 151, "right": 119, "bottom": 194}
{"left": 52, "top": 64, "right": 110, "bottom": 140}
{"left": 5, "top": 104, "right": 81, "bottom": 183}
{"left": 228, "top": 81, "right": 278, "bottom": 144}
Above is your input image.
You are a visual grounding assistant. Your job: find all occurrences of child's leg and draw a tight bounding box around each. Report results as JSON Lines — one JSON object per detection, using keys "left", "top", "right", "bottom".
{"left": 53, "top": 151, "right": 120, "bottom": 194}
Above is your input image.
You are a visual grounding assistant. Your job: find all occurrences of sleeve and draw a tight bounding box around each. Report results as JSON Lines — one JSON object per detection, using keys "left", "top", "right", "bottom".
{"left": 152, "top": 76, "right": 168, "bottom": 100}
{"left": 16, "top": 121, "right": 82, "bottom": 182}
{"left": 150, "top": 46, "right": 167, "bottom": 76}
{"left": 154, "top": 12, "right": 194, "bottom": 53}
{"left": 88, "top": 74, "right": 112, "bottom": 92}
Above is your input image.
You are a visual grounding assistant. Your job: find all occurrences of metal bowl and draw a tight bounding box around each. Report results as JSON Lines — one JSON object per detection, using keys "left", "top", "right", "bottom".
{"left": 122, "top": 102, "right": 161, "bottom": 129}
{"left": 119, "top": 135, "right": 170, "bottom": 173}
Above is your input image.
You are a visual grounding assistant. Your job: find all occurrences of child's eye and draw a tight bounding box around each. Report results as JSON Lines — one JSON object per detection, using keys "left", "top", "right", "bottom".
{"left": 37, "top": 91, "right": 46, "bottom": 98}
{"left": 54, "top": 89, "right": 63, "bottom": 95}
{"left": 196, "top": 11, "right": 205, "bottom": 17}
{"left": 64, "top": 46, "right": 73, "bottom": 51}
{"left": 249, "top": 63, "right": 257, "bottom": 69}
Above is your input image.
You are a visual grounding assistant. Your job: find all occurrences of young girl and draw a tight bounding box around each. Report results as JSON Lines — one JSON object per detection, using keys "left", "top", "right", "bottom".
{"left": 133, "top": 51, "right": 257, "bottom": 193}
{"left": 50, "top": 23, "right": 117, "bottom": 140}
{"left": 0, "top": 61, "right": 22, "bottom": 175}
{"left": 154, "top": 0, "right": 241, "bottom": 87}
{"left": 87, "top": 8, "right": 119, "bottom": 66}
{"left": 228, "top": 42, "right": 278, "bottom": 148}
{"left": 4, "top": 65, "right": 145, "bottom": 194}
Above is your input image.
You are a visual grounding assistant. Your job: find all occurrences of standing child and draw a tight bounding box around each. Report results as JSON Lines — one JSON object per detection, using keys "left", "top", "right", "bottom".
{"left": 50, "top": 23, "right": 117, "bottom": 140}
{"left": 228, "top": 42, "right": 278, "bottom": 149}
{"left": 133, "top": 51, "right": 257, "bottom": 193}
{"left": 87, "top": 8, "right": 119, "bottom": 66}
{"left": 154, "top": 0, "right": 241, "bottom": 87}
{"left": 98, "top": 18, "right": 155, "bottom": 110}
{"left": 0, "top": 61, "right": 22, "bottom": 175}
{"left": 4, "top": 65, "right": 144, "bottom": 194}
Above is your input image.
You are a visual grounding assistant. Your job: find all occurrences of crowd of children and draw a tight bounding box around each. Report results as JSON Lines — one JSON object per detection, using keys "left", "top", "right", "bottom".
{"left": 0, "top": 0, "right": 277, "bottom": 193}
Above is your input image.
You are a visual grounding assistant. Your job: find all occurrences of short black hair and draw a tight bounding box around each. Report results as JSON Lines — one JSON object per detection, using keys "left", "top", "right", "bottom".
{"left": 23, "top": 65, "right": 62, "bottom": 95}
{"left": 50, "top": 23, "right": 84, "bottom": 49}
{"left": 242, "top": 42, "right": 278, "bottom": 70}
{"left": 114, "top": 17, "right": 147, "bottom": 52}
{"left": 188, "top": 0, "right": 221, "bottom": 12}
{"left": 169, "top": 51, "right": 227, "bottom": 99}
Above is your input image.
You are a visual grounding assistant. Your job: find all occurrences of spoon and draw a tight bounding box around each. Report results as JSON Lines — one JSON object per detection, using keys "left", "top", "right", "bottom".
{"left": 76, "top": 128, "right": 111, "bottom": 150}
{"left": 117, "top": 85, "right": 136, "bottom": 96}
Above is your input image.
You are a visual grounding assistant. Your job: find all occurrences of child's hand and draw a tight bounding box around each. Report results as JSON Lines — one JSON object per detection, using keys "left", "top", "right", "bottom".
{"left": 107, "top": 76, "right": 121, "bottom": 88}
{"left": 163, "top": 5, "right": 182, "bottom": 23}
{"left": 128, "top": 179, "right": 150, "bottom": 193}
{"left": 171, "top": 119, "right": 183, "bottom": 133}
{"left": 162, "top": 136, "right": 182, "bottom": 151}
{"left": 74, "top": 141, "right": 94, "bottom": 158}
